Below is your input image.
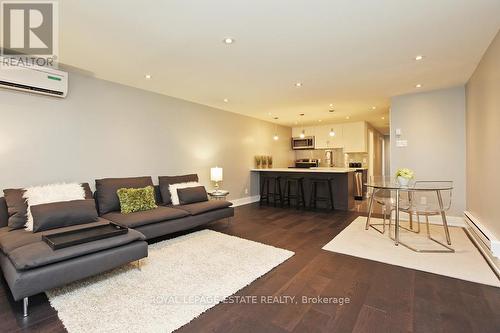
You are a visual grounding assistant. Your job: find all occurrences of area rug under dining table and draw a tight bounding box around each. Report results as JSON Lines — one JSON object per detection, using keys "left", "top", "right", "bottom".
{"left": 322, "top": 216, "right": 500, "bottom": 287}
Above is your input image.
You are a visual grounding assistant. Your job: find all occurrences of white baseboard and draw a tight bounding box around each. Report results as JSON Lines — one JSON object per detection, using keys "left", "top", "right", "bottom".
{"left": 230, "top": 195, "right": 260, "bottom": 207}
{"left": 464, "top": 211, "right": 500, "bottom": 259}
{"left": 492, "top": 241, "right": 500, "bottom": 259}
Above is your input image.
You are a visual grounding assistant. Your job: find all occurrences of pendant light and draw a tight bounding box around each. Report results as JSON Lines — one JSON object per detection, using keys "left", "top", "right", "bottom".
{"left": 272, "top": 116, "right": 279, "bottom": 140}
{"left": 329, "top": 128, "right": 336, "bottom": 137}
{"left": 298, "top": 113, "right": 305, "bottom": 138}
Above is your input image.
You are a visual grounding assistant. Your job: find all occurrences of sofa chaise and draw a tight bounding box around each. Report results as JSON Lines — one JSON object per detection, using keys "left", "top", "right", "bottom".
{"left": 0, "top": 175, "right": 234, "bottom": 316}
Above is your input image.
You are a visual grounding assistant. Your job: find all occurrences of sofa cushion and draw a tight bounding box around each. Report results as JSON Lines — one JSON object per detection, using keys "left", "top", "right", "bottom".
{"left": 3, "top": 189, "right": 27, "bottom": 230}
{"left": 158, "top": 174, "right": 198, "bottom": 205}
{"left": 102, "top": 206, "right": 189, "bottom": 228}
{"left": 95, "top": 177, "right": 153, "bottom": 215}
{"left": 177, "top": 200, "right": 232, "bottom": 216}
{"left": 31, "top": 199, "right": 99, "bottom": 233}
{"left": 81, "top": 183, "right": 93, "bottom": 200}
{"left": 177, "top": 186, "right": 208, "bottom": 205}
{"left": 5, "top": 225, "right": 145, "bottom": 271}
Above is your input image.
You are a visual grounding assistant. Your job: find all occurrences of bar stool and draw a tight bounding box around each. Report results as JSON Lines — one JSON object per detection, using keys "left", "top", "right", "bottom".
{"left": 259, "top": 175, "right": 283, "bottom": 206}
{"left": 309, "top": 178, "right": 334, "bottom": 210}
{"left": 283, "top": 177, "right": 306, "bottom": 209}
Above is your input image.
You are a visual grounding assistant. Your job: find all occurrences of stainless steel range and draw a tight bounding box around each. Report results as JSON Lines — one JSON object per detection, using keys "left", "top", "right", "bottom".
{"left": 293, "top": 159, "right": 319, "bottom": 168}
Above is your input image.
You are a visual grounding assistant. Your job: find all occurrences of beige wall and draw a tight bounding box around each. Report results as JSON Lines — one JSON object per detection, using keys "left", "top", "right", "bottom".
{"left": 390, "top": 86, "right": 466, "bottom": 216}
{"left": 0, "top": 71, "right": 293, "bottom": 200}
{"left": 466, "top": 30, "right": 500, "bottom": 238}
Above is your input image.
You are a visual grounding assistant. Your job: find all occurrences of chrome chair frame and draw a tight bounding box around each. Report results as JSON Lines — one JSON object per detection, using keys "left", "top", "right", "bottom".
{"left": 391, "top": 181, "right": 454, "bottom": 253}
{"left": 365, "top": 190, "right": 420, "bottom": 235}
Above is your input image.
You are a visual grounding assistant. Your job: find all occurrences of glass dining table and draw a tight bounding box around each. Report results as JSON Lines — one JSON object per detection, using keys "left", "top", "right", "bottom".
{"left": 364, "top": 177, "right": 454, "bottom": 248}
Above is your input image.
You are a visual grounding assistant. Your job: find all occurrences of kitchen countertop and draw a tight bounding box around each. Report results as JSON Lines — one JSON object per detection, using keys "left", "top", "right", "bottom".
{"left": 251, "top": 167, "right": 358, "bottom": 173}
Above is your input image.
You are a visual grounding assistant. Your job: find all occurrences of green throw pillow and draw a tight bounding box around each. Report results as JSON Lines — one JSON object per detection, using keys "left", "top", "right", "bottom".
{"left": 116, "top": 186, "right": 158, "bottom": 214}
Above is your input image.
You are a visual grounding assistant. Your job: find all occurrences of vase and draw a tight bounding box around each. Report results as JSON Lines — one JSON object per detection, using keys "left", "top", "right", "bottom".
{"left": 397, "top": 176, "right": 410, "bottom": 186}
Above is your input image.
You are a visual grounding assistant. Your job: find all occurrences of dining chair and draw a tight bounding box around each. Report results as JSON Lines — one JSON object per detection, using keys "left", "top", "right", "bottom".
{"left": 395, "top": 181, "right": 454, "bottom": 253}
{"left": 365, "top": 188, "right": 393, "bottom": 234}
{"left": 366, "top": 189, "right": 420, "bottom": 234}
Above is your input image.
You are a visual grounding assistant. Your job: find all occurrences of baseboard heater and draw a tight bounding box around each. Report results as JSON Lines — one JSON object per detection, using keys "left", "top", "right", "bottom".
{"left": 463, "top": 211, "right": 500, "bottom": 279}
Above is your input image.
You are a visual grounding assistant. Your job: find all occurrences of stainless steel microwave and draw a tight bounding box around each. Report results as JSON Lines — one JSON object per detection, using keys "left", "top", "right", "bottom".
{"left": 291, "top": 136, "right": 315, "bottom": 150}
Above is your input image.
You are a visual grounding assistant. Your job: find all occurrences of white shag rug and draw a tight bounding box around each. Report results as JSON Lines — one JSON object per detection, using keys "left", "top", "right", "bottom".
{"left": 47, "top": 230, "right": 294, "bottom": 333}
{"left": 322, "top": 217, "right": 500, "bottom": 287}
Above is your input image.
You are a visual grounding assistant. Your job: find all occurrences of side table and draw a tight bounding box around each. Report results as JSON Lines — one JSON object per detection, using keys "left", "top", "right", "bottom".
{"left": 207, "top": 190, "right": 229, "bottom": 201}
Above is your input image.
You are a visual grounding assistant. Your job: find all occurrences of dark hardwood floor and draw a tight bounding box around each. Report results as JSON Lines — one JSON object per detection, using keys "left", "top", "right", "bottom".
{"left": 1, "top": 203, "right": 499, "bottom": 332}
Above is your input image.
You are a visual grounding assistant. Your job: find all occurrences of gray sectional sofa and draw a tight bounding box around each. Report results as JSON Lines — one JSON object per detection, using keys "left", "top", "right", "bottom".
{"left": 0, "top": 175, "right": 234, "bottom": 316}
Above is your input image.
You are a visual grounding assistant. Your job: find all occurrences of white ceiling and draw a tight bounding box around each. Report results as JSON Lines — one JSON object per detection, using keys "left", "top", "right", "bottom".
{"left": 59, "top": 0, "right": 500, "bottom": 134}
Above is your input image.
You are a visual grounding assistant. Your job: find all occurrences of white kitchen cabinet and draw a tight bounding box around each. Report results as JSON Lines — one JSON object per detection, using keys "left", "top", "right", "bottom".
{"left": 342, "top": 121, "right": 367, "bottom": 152}
{"left": 291, "top": 127, "right": 302, "bottom": 137}
{"left": 291, "top": 122, "right": 366, "bottom": 151}
{"left": 314, "top": 124, "right": 344, "bottom": 149}
{"left": 292, "top": 125, "right": 315, "bottom": 138}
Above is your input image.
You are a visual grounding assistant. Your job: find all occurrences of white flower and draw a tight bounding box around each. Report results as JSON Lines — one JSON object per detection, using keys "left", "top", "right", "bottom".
{"left": 396, "top": 168, "right": 414, "bottom": 179}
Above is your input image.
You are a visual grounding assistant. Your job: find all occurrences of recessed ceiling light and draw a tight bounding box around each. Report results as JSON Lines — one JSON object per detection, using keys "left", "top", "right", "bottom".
{"left": 318, "top": 119, "right": 322, "bottom": 122}
{"left": 329, "top": 103, "right": 334, "bottom": 108}
{"left": 415, "top": 55, "right": 424, "bottom": 61}
{"left": 381, "top": 116, "right": 385, "bottom": 120}
{"left": 295, "top": 82, "right": 302, "bottom": 87}
{"left": 416, "top": 84, "right": 422, "bottom": 88}
{"left": 145, "top": 74, "right": 152, "bottom": 79}
{"left": 223, "top": 98, "right": 229, "bottom": 103}
{"left": 345, "top": 116, "right": 350, "bottom": 120}
{"left": 223, "top": 38, "right": 234, "bottom": 44}
{"left": 372, "top": 106, "right": 376, "bottom": 110}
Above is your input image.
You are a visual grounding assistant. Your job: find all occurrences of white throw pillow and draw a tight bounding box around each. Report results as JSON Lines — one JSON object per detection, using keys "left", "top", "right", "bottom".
{"left": 169, "top": 182, "right": 202, "bottom": 205}
{"left": 23, "top": 183, "right": 85, "bottom": 231}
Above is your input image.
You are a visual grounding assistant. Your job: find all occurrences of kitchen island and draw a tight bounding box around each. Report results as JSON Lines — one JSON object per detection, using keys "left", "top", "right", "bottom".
{"left": 251, "top": 168, "right": 358, "bottom": 210}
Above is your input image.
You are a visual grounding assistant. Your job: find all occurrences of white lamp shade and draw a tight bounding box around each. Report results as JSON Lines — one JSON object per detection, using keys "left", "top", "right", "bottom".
{"left": 210, "top": 167, "right": 223, "bottom": 182}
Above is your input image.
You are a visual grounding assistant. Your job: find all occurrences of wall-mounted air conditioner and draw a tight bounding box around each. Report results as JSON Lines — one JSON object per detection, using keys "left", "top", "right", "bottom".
{"left": 0, "top": 57, "right": 68, "bottom": 98}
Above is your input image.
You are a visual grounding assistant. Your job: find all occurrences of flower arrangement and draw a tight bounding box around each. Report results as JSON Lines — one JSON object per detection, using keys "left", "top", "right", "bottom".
{"left": 261, "top": 155, "right": 268, "bottom": 168}
{"left": 395, "top": 168, "right": 414, "bottom": 186}
{"left": 255, "top": 156, "right": 262, "bottom": 168}
{"left": 395, "top": 168, "right": 414, "bottom": 179}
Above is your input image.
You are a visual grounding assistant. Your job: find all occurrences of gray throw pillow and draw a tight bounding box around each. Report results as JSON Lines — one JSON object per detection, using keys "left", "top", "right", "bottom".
{"left": 158, "top": 174, "right": 198, "bottom": 205}
{"left": 177, "top": 186, "right": 208, "bottom": 205}
{"left": 3, "top": 183, "right": 94, "bottom": 231}
{"left": 30, "top": 199, "right": 99, "bottom": 232}
{"left": 0, "top": 197, "right": 8, "bottom": 228}
{"left": 3, "top": 188, "right": 28, "bottom": 230}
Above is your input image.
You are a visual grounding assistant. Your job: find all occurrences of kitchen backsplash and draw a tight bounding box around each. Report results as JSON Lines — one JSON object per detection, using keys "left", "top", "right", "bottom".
{"left": 294, "top": 149, "right": 368, "bottom": 168}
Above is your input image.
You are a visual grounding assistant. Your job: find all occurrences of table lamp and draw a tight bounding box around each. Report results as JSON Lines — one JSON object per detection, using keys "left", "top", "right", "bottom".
{"left": 210, "top": 167, "right": 223, "bottom": 193}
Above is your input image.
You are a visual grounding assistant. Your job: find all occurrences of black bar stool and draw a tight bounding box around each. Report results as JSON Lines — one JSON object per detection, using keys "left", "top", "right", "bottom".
{"left": 283, "top": 177, "right": 306, "bottom": 209}
{"left": 259, "top": 175, "right": 283, "bottom": 206}
{"left": 309, "top": 178, "right": 335, "bottom": 210}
